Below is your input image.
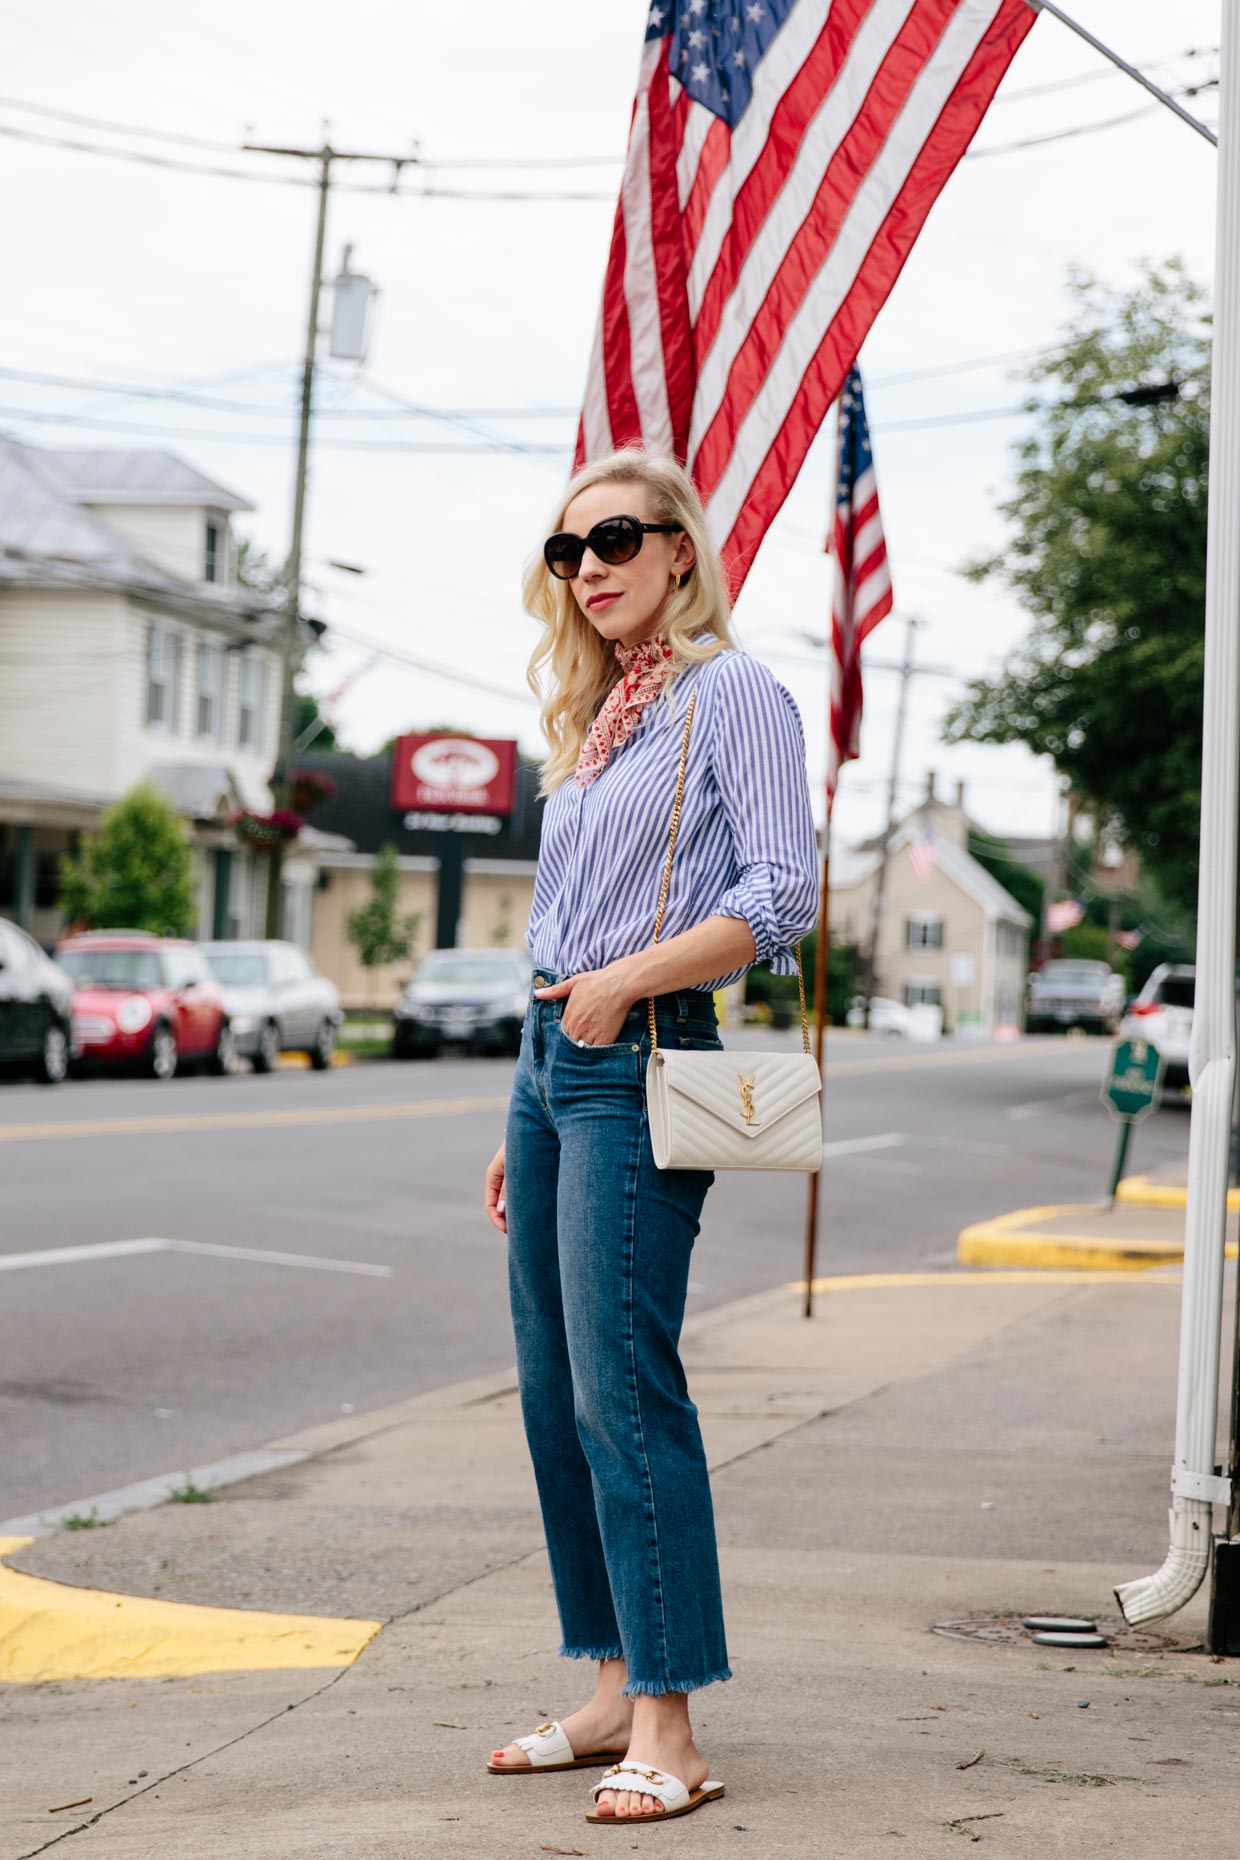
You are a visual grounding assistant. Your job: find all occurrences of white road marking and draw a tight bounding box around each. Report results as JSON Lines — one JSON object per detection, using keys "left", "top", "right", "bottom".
{"left": 822, "top": 1133, "right": 903, "bottom": 1158}
{"left": 0, "top": 1448, "right": 312, "bottom": 1540}
{"left": 0, "top": 1237, "right": 392, "bottom": 1278}
{"left": 0, "top": 1238, "right": 166, "bottom": 1271}
{"left": 163, "top": 1239, "right": 392, "bottom": 1277}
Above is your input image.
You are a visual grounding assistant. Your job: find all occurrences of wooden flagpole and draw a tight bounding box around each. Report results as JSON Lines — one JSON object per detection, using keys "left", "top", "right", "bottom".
{"left": 801, "top": 822, "right": 831, "bottom": 1318}
{"left": 802, "top": 392, "right": 847, "bottom": 1319}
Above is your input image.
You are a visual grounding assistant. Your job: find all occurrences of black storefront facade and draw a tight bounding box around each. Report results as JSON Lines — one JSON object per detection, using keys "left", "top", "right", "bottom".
{"left": 298, "top": 749, "right": 546, "bottom": 1004}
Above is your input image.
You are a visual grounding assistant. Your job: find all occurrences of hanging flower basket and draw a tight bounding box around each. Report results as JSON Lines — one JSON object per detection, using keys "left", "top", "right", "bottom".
{"left": 231, "top": 808, "right": 304, "bottom": 851}
{"left": 290, "top": 769, "right": 337, "bottom": 815}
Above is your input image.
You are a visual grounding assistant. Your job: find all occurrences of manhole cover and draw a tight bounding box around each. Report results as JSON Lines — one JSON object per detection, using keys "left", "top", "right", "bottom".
{"left": 931, "top": 1613, "right": 1202, "bottom": 1655}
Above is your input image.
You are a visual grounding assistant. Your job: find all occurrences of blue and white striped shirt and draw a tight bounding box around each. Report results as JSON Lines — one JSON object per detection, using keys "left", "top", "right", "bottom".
{"left": 526, "top": 644, "right": 819, "bottom": 991}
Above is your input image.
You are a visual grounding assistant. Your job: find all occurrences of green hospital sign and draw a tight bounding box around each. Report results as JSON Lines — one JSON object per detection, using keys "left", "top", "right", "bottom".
{"left": 1102, "top": 1037, "right": 1165, "bottom": 1122}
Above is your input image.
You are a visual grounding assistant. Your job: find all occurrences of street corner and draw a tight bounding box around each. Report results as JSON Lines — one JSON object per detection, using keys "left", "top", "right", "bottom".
{"left": 0, "top": 1533, "right": 383, "bottom": 1684}
{"left": 955, "top": 1199, "right": 1225, "bottom": 1272}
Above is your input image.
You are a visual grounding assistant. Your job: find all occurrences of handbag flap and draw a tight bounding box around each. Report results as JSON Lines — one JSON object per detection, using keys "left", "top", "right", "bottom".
{"left": 656, "top": 1050, "right": 821, "bottom": 1140}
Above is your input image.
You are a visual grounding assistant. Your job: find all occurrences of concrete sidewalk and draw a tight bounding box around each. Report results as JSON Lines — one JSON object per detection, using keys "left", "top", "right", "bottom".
{"left": 3, "top": 1268, "right": 1238, "bottom": 1858}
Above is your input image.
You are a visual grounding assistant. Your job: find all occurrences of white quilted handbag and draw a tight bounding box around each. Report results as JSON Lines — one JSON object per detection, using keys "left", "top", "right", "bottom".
{"left": 644, "top": 691, "right": 823, "bottom": 1174}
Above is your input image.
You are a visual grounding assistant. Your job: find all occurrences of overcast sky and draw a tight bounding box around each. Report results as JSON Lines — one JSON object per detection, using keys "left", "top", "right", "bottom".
{"left": 0, "top": 0, "right": 1222, "bottom": 847}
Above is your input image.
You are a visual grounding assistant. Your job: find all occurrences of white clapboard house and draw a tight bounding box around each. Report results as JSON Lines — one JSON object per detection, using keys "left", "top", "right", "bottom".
{"left": 0, "top": 438, "right": 344, "bottom": 947}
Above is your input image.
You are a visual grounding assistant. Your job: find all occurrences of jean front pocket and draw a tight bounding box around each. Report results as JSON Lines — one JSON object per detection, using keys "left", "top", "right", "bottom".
{"left": 554, "top": 1016, "right": 642, "bottom": 1056}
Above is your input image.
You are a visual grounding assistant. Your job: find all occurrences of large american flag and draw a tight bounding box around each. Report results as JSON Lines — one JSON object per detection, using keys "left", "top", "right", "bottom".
{"left": 827, "top": 364, "right": 890, "bottom": 809}
{"left": 576, "top": 0, "right": 1035, "bottom": 590}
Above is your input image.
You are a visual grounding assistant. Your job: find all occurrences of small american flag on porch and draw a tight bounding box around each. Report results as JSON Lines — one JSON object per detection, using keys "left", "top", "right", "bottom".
{"left": 827, "top": 364, "right": 892, "bottom": 812}
{"left": 907, "top": 827, "right": 938, "bottom": 882}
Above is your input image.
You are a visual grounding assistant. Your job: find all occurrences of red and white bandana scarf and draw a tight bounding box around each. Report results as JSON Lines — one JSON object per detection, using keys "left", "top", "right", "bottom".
{"left": 574, "top": 633, "right": 674, "bottom": 790}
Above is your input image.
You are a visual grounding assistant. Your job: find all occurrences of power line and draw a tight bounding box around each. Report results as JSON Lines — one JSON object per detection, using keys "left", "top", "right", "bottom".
{"left": 319, "top": 620, "right": 538, "bottom": 707}
{"left": 0, "top": 90, "right": 243, "bottom": 153}
{"left": 0, "top": 81, "right": 1216, "bottom": 200}
{"left": 966, "top": 101, "right": 1162, "bottom": 159}
{"left": 0, "top": 42, "right": 1209, "bottom": 164}
{"left": 0, "top": 405, "right": 569, "bottom": 451}
{"left": 0, "top": 350, "right": 1060, "bottom": 412}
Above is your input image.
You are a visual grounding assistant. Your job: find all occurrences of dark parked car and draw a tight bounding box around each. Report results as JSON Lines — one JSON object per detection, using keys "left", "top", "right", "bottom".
{"left": 56, "top": 932, "right": 234, "bottom": 1080}
{"left": 394, "top": 947, "right": 534, "bottom": 1058}
{"left": 1025, "top": 959, "right": 1125, "bottom": 1036}
{"left": 0, "top": 917, "right": 74, "bottom": 1083}
{"left": 201, "top": 940, "right": 342, "bottom": 1072}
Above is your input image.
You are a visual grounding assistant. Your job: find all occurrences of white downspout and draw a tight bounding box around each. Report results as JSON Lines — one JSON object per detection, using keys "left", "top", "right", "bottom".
{"left": 1115, "top": 5, "right": 1239, "bottom": 1627}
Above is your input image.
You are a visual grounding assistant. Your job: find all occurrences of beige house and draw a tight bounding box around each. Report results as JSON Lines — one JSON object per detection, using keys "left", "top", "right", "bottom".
{"left": 0, "top": 438, "right": 346, "bottom": 946}
{"left": 831, "top": 787, "right": 1031, "bottom": 1034}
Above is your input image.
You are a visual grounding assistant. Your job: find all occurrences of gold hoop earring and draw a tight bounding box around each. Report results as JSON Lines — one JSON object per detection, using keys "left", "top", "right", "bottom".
{"left": 672, "top": 573, "right": 683, "bottom": 594}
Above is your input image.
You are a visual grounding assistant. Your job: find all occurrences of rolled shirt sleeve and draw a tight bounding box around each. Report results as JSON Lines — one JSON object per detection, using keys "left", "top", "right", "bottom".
{"left": 705, "top": 651, "right": 820, "bottom": 974}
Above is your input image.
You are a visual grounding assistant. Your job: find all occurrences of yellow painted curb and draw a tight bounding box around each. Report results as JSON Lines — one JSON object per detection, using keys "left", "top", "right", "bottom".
{"left": 0, "top": 1536, "right": 382, "bottom": 1683}
{"left": 956, "top": 1204, "right": 1239, "bottom": 1272}
{"left": 276, "top": 1050, "right": 355, "bottom": 1069}
{"left": 1117, "top": 1173, "right": 1240, "bottom": 1212}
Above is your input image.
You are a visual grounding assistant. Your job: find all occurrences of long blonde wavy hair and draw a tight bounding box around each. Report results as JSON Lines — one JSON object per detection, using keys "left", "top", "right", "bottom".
{"left": 523, "top": 448, "right": 737, "bottom": 795}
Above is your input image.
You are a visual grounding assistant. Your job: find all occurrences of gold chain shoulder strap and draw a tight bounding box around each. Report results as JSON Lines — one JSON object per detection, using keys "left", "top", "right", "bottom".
{"left": 647, "top": 688, "right": 809, "bottom": 1055}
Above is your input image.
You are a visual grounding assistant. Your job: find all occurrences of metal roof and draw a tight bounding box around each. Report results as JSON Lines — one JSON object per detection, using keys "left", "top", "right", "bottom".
{"left": 0, "top": 437, "right": 163, "bottom": 587}
{"left": 37, "top": 447, "right": 253, "bottom": 511}
{"left": 832, "top": 821, "right": 1032, "bottom": 927}
{"left": 0, "top": 438, "right": 276, "bottom": 632}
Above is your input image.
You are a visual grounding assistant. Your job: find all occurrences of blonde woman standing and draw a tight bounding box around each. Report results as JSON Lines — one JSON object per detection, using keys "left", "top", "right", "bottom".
{"left": 483, "top": 449, "right": 817, "bottom": 1825}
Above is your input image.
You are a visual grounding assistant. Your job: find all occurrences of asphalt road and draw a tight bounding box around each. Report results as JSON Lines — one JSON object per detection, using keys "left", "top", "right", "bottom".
{"left": 0, "top": 1031, "right": 1191, "bottom": 1522}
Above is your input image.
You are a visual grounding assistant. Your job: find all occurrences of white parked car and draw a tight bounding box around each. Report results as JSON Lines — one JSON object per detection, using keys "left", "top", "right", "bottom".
{"left": 1121, "top": 963, "right": 1194, "bottom": 1089}
{"left": 846, "top": 995, "right": 914, "bottom": 1037}
{"left": 201, "top": 940, "right": 342, "bottom": 1072}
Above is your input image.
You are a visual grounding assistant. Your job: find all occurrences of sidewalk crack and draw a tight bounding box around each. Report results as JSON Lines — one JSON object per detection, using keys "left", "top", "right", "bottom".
{"left": 16, "top": 1667, "right": 352, "bottom": 1858}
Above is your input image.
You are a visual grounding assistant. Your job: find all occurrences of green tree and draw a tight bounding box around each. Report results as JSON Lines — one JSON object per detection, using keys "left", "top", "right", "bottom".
{"left": 58, "top": 784, "right": 196, "bottom": 936}
{"left": 234, "top": 536, "right": 284, "bottom": 599}
{"left": 943, "top": 262, "right": 1210, "bottom": 915}
{"left": 346, "top": 844, "right": 421, "bottom": 975}
{"left": 744, "top": 931, "right": 856, "bottom": 1025}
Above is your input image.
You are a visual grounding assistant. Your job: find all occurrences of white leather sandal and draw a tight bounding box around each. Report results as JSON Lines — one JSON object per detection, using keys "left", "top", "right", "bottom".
{"left": 586, "top": 1761, "right": 726, "bottom": 1823}
{"left": 487, "top": 1720, "right": 629, "bottom": 1775}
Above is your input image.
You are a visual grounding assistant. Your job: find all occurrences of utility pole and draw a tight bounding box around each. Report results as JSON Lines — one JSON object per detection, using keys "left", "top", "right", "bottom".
{"left": 241, "top": 133, "right": 415, "bottom": 936}
{"left": 862, "top": 614, "right": 918, "bottom": 1020}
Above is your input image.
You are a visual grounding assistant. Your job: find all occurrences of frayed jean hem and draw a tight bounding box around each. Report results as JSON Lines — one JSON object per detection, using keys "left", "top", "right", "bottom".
{"left": 621, "top": 1665, "right": 732, "bottom": 1698}
{"left": 559, "top": 1641, "right": 625, "bottom": 1661}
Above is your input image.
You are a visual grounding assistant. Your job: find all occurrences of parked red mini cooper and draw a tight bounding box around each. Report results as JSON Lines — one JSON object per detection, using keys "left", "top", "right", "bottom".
{"left": 56, "top": 932, "right": 235, "bottom": 1080}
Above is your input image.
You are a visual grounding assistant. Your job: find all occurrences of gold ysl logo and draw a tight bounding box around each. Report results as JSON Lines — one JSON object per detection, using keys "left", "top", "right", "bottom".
{"left": 738, "top": 1071, "right": 761, "bottom": 1127}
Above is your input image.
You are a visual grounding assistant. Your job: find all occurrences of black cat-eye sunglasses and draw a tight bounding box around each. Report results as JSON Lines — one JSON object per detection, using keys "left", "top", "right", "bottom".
{"left": 543, "top": 513, "right": 680, "bottom": 581}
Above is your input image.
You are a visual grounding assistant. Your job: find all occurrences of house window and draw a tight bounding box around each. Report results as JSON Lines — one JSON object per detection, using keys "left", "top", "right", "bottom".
{"left": 145, "top": 624, "right": 181, "bottom": 731}
{"left": 905, "top": 979, "right": 942, "bottom": 1008}
{"left": 196, "top": 641, "right": 224, "bottom": 742}
{"left": 237, "top": 649, "right": 267, "bottom": 753}
{"left": 205, "top": 521, "right": 221, "bottom": 584}
{"left": 906, "top": 911, "right": 943, "bottom": 950}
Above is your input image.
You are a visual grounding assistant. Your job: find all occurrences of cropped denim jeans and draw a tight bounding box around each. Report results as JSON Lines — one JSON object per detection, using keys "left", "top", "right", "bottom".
{"left": 504, "top": 967, "right": 731, "bottom": 1699}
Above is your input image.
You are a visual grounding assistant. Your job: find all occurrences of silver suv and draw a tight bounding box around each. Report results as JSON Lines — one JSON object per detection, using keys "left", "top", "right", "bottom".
{"left": 202, "top": 940, "right": 342, "bottom": 1073}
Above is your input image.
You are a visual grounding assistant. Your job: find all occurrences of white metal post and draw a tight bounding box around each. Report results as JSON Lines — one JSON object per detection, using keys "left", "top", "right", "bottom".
{"left": 1116, "top": 2, "right": 1240, "bottom": 1626}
